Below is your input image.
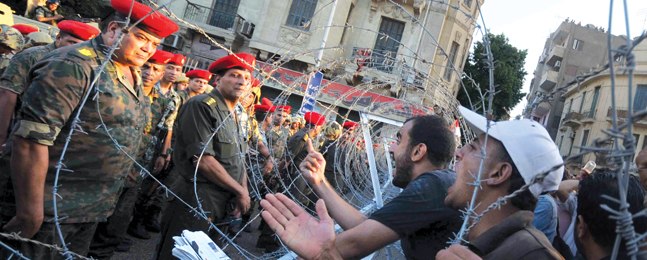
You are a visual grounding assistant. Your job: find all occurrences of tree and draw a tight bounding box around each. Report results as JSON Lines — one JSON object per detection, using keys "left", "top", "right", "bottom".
{"left": 457, "top": 33, "right": 527, "bottom": 120}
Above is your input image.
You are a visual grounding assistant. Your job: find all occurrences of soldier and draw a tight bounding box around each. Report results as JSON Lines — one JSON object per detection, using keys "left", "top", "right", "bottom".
{"left": 286, "top": 112, "right": 325, "bottom": 208}
{"left": 155, "top": 53, "right": 257, "bottom": 259}
{"left": 23, "top": 31, "right": 53, "bottom": 49}
{"left": 158, "top": 53, "right": 184, "bottom": 96}
{"left": 0, "top": 20, "right": 100, "bottom": 149}
{"left": 34, "top": 0, "right": 64, "bottom": 26}
{"left": 174, "top": 73, "right": 189, "bottom": 91}
{"left": 176, "top": 69, "right": 211, "bottom": 105}
{"left": 0, "top": 0, "right": 178, "bottom": 257}
{"left": 11, "top": 24, "right": 39, "bottom": 38}
{"left": 88, "top": 49, "right": 174, "bottom": 259}
{"left": 320, "top": 121, "right": 343, "bottom": 191}
{"left": 0, "top": 25, "right": 24, "bottom": 75}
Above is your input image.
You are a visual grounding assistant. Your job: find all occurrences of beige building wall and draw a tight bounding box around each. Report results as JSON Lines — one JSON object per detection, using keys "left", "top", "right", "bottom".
{"left": 556, "top": 40, "right": 647, "bottom": 174}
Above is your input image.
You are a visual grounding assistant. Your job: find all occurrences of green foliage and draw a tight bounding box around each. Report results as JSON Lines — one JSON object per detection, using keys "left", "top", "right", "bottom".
{"left": 457, "top": 33, "right": 528, "bottom": 120}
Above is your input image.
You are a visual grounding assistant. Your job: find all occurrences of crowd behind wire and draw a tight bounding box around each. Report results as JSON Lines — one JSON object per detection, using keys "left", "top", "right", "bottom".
{"left": 0, "top": 1, "right": 645, "bottom": 260}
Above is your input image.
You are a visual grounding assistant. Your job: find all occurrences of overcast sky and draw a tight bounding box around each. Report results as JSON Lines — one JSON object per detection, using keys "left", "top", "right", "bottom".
{"left": 477, "top": 0, "right": 647, "bottom": 119}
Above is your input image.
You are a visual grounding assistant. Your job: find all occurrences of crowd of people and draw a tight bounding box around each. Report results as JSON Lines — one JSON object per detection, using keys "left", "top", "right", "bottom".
{"left": 0, "top": 1, "right": 646, "bottom": 260}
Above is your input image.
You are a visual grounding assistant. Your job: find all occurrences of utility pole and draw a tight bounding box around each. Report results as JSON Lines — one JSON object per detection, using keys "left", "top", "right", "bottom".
{"left": 315, "top": 0, "right": 338, "bottom": 68}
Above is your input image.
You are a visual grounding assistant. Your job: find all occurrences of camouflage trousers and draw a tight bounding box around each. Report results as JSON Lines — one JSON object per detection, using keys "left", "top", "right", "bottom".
{"left": 0, "top": 217, "right": 98, "bottom": 260}
{"left": 87, "top": 184, "right": 140, "bottom": 259}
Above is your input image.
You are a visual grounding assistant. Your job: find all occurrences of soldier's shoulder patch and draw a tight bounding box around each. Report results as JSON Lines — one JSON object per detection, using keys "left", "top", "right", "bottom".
{"left": 202, "top": 96, "right": 217, "bottom": 108}
{"left": 68, "top": 47, "right": 96, "bottom": 60}
{"left": 303, "top": 134, "right": 308, "bottom": 141}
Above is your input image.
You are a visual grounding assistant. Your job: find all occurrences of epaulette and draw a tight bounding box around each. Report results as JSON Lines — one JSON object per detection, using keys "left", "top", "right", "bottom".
{"left": 202, "top": 96, "right": 217, "bottom": 108}
{"left": 303, "top": 134, "right": 309, "bottom": 141}
{"left": 68, "top": 46, "right": 97, "bottom": 61}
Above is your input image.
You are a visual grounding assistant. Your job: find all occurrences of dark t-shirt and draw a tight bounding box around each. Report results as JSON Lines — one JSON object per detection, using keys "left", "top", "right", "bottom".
{"left": 369, "top": 170, "right": 461, "bottom": 260}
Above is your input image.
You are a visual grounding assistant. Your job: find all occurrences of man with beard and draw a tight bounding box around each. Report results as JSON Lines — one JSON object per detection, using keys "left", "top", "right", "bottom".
{"left": 261, "top": 115, "right": 461, "bottom": 259}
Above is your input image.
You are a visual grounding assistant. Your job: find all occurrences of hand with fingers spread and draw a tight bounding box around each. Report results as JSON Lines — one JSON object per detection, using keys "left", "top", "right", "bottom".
{"left": 300, "top": 139, "right": 327, "bottom": 185}
{"left": 260, "top": 193, "right": 338, "bottom": 260}
{"left": 436, "top": 244, "right": 482, "bottom": 260}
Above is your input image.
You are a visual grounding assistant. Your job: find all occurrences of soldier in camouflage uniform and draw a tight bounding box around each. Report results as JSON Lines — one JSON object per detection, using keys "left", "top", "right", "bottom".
{"left": 155, "top": 53, "right": 257, "bottom": 259}
{"left": 176, "top": 69, "right": 211, "bottom": 106}
{"left": 286, "top": 112, "right": 325, "bottom": 208}
{"left": 87, "top": 49, "right": 175, "bottom": 259}
{"left": 33, "top": 0, "right": 64, "bottom": 26}
{"left": 0, "top": 25, "right": 24, "bottom": 76}
{"left": 22, "top": 31, "right": 53, "bottom": 49}
{"left": 0, "top": 20, "right": 99, "bottom": 151}
{"left": 0, "top": 1, "right": 178, "bottom": 257}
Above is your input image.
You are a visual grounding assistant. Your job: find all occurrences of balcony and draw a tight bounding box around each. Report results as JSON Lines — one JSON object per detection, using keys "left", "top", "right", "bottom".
{"left": 533, "top": 100, "right": 552, "bottom": 116}
{"left": 552, "top": 28, "right": 569, "bottom": 45}
{"left": 546, "top": 45, "right": 564, "bottom": 67}
{"left": 539, "top": 70, "right": 559, "bottom": 91}
{"left": 183, "top": 3, "right": 254, "bottom": 38}
{"left": 351, "top": 47, "right": 399, "bottom": 73}
{"left": 562, "top": 111, "right": 583, "bottom": 127}
{"left": 581, "top": 109, "right": 596, "bottom": 123}
{"left": 606, "top": 107, "right": 647, "bottom": 127}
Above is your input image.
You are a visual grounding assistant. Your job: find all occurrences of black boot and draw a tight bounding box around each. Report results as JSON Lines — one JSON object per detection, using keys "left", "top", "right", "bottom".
{"left": 143, "top": 205, "right": 162, "bottom": 233}
{"left": 127, "top": 221, "right": 151, "bottom": 240}
{"left": 115, "top": 238, "right": 132, "bottom": 252}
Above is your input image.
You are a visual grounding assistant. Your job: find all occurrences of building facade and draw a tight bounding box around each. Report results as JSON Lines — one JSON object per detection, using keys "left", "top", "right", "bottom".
{"left": 556, "top": 40, "right": 647, "bottom": 173}
{"left": 523, "top": 20, "right": 624, "bottom": 140}
{"left": 154, "top": 0, "right": 482, "bottom": 118}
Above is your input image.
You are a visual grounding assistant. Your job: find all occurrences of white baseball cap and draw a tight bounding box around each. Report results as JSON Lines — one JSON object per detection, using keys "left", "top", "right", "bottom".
{"left": 459, "top": 106, "right": 564, "bottom": 197}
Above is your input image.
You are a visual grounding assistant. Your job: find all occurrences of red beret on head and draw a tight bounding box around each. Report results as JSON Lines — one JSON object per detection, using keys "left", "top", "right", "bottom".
{"left": 304, "top": 112, "right": 326, "bottom": 126}
{"left": 209, "top": 53, "right": 256, "bottom": 73}
{"left": 254, "top": 104, "right": 274, "bottom": 113}
{"left": 111, "top": 0, "right": 179, "bottom": 38}
{"left": 261, "top": 97, "right": 273, "bottom": 106}
{"left": 186, "top": 69, "right": 212, "bottom": 81}
{"left": 57, "top": 20, "right": 100, "bottom": 41}
{"left": 148, "top": 49, "right": 173, "bottom": 64}
{"left": 12, "top": 24, "right": 39, "bottom": 34}
{"left": 168, "top": 54, "right": 185, "bottom": 66}
{"left": 252, "top": 78, "right": 261, "bottom": 88}
{"left": 342, "top": 121, "right": 359, "bottom": 130}
{"left": 275, "top": 105, "right": 292, "bottom": 114}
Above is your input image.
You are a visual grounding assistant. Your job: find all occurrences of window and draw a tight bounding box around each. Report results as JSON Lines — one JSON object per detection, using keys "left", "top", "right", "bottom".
{"left": 559, "top": 96, "right": 566, "bottom": 102}
{"left": 286, "top": 0, "right": 318, "bottom": 29}
{"left": 567, "top": 98, "right": 573, "bottom": 112}
{"left": 643, "top": 135, "right": 647, "bottom": 150}
{"left": 578, "top": 91, "right": 586, "bottom": 114}
{"left": 633, "top": 85, "right": 647, "bottom": 111}
{"left": 464, "top": 0, "right": 473, "bottom": 8}
{"left": 588, "top": 87, "right": 600, "bottom": 118}
{"left": 339, "top": 3, "right": 354, "bottom": 45}
{"left": 552, "top": 116, "right": 561, "bottom": 128}
{"left": 372, "top": 17, "right": 405, "bottom": 72}
{"left": 209, "top": 0, "right": 240, "bottom": 29}
{"left": 559, "top": 135, "right": 564, "bottom": 150}
{"left": 581, "top": 130, "right": 589, "bottom": 149}
{"left": 533, "top": 116, "right": 541, "bottom": 122}
{"left": 634, "top": 134, "right": 640, "bottom": 149}
{"left": 444, "top": 42, "right": 460, "bottom": 81}
{"left": 573, "top": 39, "right": 584, "bottom": 51}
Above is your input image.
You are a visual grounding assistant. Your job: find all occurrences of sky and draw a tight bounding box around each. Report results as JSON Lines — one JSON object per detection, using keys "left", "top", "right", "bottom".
{"left": 477, "top": 0, "right": 647, "bottom": 119}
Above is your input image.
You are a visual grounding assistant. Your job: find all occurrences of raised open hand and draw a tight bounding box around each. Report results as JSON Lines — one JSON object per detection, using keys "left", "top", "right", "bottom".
{"left": 260, "top": 193, "right": 336, "bottom": 260}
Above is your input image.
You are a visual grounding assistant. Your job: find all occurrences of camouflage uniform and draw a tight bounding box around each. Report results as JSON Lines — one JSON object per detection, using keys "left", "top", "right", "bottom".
{"left": 0, "top": 36, "right": 148, "bottom": 258}
{"left": 268, "top": 126, "right": 290, "bottom": 163}
{"left": 0, "top": 42, "right": 57, "bottom": 138}
{"left": 156, "top": 89, "right": 246, "bottom": 260}
{"left": 34, "top": 6, "right": 59, "bottom": 25}
{"left": 286, "top": 128, "right": 314, "bottom": 207}
{"left": 0, "top": 26, "right": 25, "bottom": 75}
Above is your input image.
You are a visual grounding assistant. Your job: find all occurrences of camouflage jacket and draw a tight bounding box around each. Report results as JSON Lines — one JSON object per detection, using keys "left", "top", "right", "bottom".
{"left": 155, "top": 81, "right": 181, "bottom": 131}
{"left": 34, "top": 6, "right": 58, "bottom": 25}
{"left": 6, "top": 36, "right": 149, "bottom": 223}
{"left": 268, "top": 126, "right": 290, "bottom": 162}
{"left": 0, "top": 42, "right": 57, "bottom": 117}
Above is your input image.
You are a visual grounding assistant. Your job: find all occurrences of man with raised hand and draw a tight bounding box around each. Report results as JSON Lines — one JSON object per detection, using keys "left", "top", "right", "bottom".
{"left": 155, "top": 53, "right": 256, "bottom": 260}
{"left": 0, "top": 20, "right": 100, "bottom": 150}
{"left": 262, "top": 115, "right": 461, "bottom": 260}
{"left": 0, "top": 0, "right": 178, "bottom": 257}
{"left": 438, "top": 106, "right": 564, "bottom": 260}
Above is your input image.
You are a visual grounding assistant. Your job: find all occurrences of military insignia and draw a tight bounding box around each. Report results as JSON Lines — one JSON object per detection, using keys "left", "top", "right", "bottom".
{"left": 79, "top": 48, "right": 93, "bottom": 56}
{"left": 181, "top": 58, "right": 185, "bottom": 64}
{"left": 252, "top": 60, "right": 256, "bottom": 66}
{"left": 88, "top": 34, "right": 96, "bottom": 40}
{"left": 304, "top": 134, "right": 308, "bottom": 141}
{"left": 203, "top": 96, "right": 217, "bottom": 107}
{"left": 164, "top": 58, "right": 170, "bottom": 63}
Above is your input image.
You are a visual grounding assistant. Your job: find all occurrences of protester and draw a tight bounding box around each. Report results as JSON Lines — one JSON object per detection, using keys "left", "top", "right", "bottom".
{"left": 532, "top": 193, "right": 558, "bottom": 243}
{"left": 262, "top": 114, "right": 461, "bottom": 259}
{"left": 154, "top": 53, "right": 256, "bottom": 259}
{"left": 0, "top": 0, "right": 178, "bottom": 257}
{"left": 0, "top": 20, "right": 99, "bottom": 150}
{"left": 556, "top": 167, "right": 591, "bottom": 257}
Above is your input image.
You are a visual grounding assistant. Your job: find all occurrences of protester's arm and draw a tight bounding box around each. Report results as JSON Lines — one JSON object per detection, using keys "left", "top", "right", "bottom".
{"left": 334, "top": 220, "right": 399, "bottom": 259}
{"left": 556, "top": 180, "right": 579, "bottom": 203}
{"left": 2, "top": 136, "right": 48, "bottom": 238}
{"left": 436, "top": 244, "right": 482, "bottom": 260}
{"left": 0, "top": 89, "right": 16, "bottom": 148}
{"left": 300, "top": 139, "right": 367, "bottom": 229}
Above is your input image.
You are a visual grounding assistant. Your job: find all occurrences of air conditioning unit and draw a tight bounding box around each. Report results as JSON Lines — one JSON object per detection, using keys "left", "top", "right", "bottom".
{"left": 238, "top": 21, "right": 255, "bottom": 38}
{"left": 161, "top": 34, "right": 184, "bottom": 49}
{"left": 555, "top": 60, "right": 562, "bottom": 68}
{"left": 569, "top": 132, "right": 576, "bottom": 138}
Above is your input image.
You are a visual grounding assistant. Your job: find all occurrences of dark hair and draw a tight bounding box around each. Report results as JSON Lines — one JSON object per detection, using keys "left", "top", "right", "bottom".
{"left": 99, "top": 12, "right": 127, "bottom": 33}
{"left": 577, "top": 169, "right": 646, "bottom": 252}
{"left": 403, "top": 115, "right": 455, "bottom": 168}
{"left": 215, "top": 66, "right": 247, "bottom": 77}
{"left": 493, "top": 141, "right": 538, "bottom": 211}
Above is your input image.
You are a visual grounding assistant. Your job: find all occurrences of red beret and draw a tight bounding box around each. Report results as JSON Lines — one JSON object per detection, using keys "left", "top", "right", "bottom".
{"left": 252, "top": 78, "right": 261, "bottom": 88}
{"left": 148, "top": 49, "right": 173, "bottom": 64}
{"left": 209, "top": 53, "right": 256, "bottom": 73}
{"left": 111, "top": 0, "right": 179, "bottom": 38}
{"left": 342, "top": 121, "right": 359, "bottom": 130}
{"left": 304, "top": 112, "right": 325, "bottom": 126}
{"left": 254, "top": 104, "right": 274, "bottom": 113}
{"left": 186, "top": 69, "right": 212, "bottom": 81}
{"left": 275, "top": 105, "right": 291, "bottom": 114}
{"left": 57, "top": 20, "right": 100, "bottom": 41}
{"left": 168, "top": 54, "right": 185, "bottom": 66}
{"left": 12, "top": 24, "right": 39, "bottom": 35}
{"left": 261, "top": 97, "right": 273, "bottom": 106}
